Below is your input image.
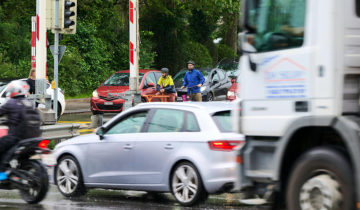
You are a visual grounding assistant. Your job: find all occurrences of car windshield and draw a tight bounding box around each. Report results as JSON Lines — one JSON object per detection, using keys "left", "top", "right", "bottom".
{"left": 212, "top": 111, "right": 232, "bottom": 133}
{"left": 103, "top": 73, "right": 144, "bottom": 86}
{"left": 0, "top": 84, "right": 8, "bottom": 93}
{"left": 200, "top": 70, "right": 211, "bottom": 81}
{"left": 173, "top": 70, "right": 187, "bottom": 87}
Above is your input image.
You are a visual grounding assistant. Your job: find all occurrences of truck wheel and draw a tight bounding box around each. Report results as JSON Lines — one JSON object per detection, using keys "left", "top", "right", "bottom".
{"left": 286, "top": 147, "right": 354, "bottom": 210}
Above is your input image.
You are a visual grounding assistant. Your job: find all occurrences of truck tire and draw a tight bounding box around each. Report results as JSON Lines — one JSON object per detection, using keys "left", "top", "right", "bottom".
{"left": 286, "top": 147, "right": 354, "bottom": 210}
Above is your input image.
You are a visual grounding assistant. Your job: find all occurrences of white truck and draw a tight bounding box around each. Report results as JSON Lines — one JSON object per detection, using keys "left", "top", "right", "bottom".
{"left": 234, "top": 0, "right": 360, "bottom": 209}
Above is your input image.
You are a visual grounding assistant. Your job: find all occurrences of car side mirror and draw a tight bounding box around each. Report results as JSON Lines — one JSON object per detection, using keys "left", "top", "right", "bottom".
{"left": 212, "top": 80, "right": 219, "bottom": 85}
{"left": 96, "top": 127, "right": 105, "bottom": 140}
{"left": 147, "top": 82, "right": 155, "bottom": 87}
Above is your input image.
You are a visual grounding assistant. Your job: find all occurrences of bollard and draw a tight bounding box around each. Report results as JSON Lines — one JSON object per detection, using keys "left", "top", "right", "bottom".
{"left": 91, "top": 114, "right": 103, "bottom": 128}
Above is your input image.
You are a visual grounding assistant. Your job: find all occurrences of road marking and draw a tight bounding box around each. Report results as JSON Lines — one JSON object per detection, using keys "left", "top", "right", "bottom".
{"left": 58, "top": 121, "right": 91, "bottom": 124}
{"left": 79, "top": 129, "right": 94, "bottom": 133}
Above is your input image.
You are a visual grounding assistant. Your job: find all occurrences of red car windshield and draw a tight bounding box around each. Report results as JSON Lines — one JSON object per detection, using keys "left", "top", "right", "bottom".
{"left": 103, "top": 73, "right": 144, "bottom": 86}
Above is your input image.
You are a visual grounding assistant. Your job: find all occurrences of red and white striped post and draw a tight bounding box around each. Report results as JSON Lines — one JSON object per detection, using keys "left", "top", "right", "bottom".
{"left": 31, "top": 16, "right": 36, "bottom": 70}
{"left": 129, "top": 0, "right": 139, "bottom": 94}
{"left": 36, "top": 0, "right": 47, "bottom": 89}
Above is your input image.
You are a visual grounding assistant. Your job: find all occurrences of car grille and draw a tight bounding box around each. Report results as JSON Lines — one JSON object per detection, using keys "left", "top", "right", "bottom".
{"left": 99, "top": 96, "right": 122, "bottom": 101}
{"left": 96, "top": 103, "right": 123, "bottom": 110}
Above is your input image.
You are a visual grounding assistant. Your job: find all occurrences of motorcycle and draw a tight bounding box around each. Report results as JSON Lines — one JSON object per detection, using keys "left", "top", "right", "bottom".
{"left": 0, "top": 137, "right": 54, "bottom": 204}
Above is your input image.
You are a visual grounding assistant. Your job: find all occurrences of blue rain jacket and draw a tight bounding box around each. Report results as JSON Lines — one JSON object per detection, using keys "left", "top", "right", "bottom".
{"left": 182, "top": 69, "right": 205, "bottom": 94}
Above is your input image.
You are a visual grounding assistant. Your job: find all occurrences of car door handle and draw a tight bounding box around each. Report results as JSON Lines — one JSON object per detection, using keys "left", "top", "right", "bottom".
{"left": 123, "top": 144, "right": 133, "bottom": 150}
{"left": 164, "top": 144, "right": 174, "bottom": 150}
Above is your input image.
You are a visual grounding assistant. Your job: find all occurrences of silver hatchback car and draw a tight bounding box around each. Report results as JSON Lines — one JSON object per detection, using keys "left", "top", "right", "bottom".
{"left": 53, "top": 102, "right": 244, "bottom": 206}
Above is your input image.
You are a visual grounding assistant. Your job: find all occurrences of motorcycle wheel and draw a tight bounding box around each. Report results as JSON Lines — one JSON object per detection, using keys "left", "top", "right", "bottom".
{"left": 18, "top": 160, "right": 49, "bottom": 204}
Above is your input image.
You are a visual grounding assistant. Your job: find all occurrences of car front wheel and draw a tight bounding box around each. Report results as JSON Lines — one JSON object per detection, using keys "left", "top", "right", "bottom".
{"left": 170, "top": 162, "right": 207, "bottom": 206}
{"left": 55, "top": 155, "right": 87, "bottom": 197}
{"left": 206, "top": 93, "right": 214, "bottom": 102}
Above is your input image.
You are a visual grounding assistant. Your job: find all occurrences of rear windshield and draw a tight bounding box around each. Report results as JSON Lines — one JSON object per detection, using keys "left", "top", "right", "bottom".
{"left": 212, "top": 111, "right": 232, "bottom": 132}
{"left": 103, "top": 73, "right": 144, "bottom": 86}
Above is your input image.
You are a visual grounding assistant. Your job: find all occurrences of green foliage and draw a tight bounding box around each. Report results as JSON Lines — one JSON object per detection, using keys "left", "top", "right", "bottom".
{"left": 217, "top": 44, "right": 237, "bottom": 63}
{"left": 182, "top": 42, "right": 213, "bottom": 68}
{"left": 0, "top": 0, "right": 240, "bottom": 97}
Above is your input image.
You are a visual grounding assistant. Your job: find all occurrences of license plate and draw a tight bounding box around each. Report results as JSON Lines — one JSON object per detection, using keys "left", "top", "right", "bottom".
{"left": 41, "top": 154, "right": 57, "bottom": 166}
{"left": 104, "top": 102, "right": 113, "bottom": 105}
{"left": 177, "top": 97, "right": 183, "bottom": 102}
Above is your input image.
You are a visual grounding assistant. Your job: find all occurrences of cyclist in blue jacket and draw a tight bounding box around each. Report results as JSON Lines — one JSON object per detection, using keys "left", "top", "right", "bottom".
{"left": 181, "top": 61, "right": 205, "bottom": 101}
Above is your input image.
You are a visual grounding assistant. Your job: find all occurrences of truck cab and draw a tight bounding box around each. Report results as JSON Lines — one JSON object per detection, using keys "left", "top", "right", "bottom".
{"left": 235, "top": 0, "right": 360, "bottom": 209}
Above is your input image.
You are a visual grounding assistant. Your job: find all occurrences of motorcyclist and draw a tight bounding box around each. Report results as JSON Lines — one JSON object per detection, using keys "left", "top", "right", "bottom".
{"left": 0, "top": 80, "right": 36, "bottom": 180}
{"left": 156, "top": 68, "right": 176, "bottom": 102}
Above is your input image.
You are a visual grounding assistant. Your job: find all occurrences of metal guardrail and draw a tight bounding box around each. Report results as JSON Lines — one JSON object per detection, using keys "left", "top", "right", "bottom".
{"left": 41, "top": 123, "right": 80, "bottom": 141}
{"left": 0, "top": 116, "right": 80, "bottom": 143}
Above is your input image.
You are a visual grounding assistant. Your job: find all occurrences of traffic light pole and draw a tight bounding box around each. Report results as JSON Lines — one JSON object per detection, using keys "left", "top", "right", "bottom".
{"left": 53, "top": 0, "right": 60, "bottom": 120}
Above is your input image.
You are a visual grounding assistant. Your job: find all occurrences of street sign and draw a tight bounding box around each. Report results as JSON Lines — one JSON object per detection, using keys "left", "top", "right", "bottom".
{"left": 50, "top": 45, "right": 66, "bottom": 63}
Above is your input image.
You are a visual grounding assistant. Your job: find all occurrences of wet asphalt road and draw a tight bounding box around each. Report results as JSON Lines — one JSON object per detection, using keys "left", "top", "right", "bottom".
{"left": 0, "top": 186, "right": 270, "bottom": 210}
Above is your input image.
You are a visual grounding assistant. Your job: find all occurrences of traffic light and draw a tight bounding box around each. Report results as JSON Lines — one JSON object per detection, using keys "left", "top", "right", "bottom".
{"left": 61, "top": 0, "right": 77, "bottom": 34}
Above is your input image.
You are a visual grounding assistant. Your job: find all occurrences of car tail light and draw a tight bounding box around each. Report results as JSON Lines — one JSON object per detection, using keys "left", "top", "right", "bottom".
{"left": 208, "top": 140, "right": 243, "bottom": 151}
{"left": 38, "top": 140, "right": 50, "bottom": 149}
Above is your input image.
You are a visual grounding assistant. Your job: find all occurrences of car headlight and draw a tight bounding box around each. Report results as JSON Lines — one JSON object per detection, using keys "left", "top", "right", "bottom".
{"left": 92, "top": 90, "right": 99, "bottom": 98}
{"left": 200, "top": 86, "right": 206, "bottom": 92}
{"left": 227, "top": 91, "right": 235, "bottom": 97}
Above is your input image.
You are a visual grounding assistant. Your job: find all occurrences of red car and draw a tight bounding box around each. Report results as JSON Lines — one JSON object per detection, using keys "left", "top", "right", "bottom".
{"left": 226, "top": 77, "right": 239, "bottom": 101}
{"left": 91, "top": 70, "right": 161, "bottom": 114}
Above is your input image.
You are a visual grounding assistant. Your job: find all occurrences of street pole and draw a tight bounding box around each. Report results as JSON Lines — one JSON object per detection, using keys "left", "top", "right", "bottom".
{"left": 31, "top": 16, "right": 36, "bottom": 70}
{"left": 126, "top": 0, "right": 140, "bottom": 110}
{"left": 35, "top": 0, "right": 48, "bottom": 96}
{"left": 53, "top": 0, "right": 59, "bottom": 120}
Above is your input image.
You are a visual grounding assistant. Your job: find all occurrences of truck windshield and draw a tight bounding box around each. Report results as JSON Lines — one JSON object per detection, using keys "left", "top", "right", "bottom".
{"left": 246, "top": 0, "right": 306, "bottom": 52}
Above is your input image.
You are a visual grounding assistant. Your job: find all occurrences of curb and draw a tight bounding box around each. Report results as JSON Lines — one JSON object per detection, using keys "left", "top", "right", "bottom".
{"left": 65, "top": 98, "right": 90, "bottom": 103}
{"left": 64, "top": 109, "right": 91, "bottom": 114}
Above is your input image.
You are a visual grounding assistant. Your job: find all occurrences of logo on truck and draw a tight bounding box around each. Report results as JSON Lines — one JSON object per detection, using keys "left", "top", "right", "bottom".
{"left": 264, "top": 57, "right": 308, "bottom": 98}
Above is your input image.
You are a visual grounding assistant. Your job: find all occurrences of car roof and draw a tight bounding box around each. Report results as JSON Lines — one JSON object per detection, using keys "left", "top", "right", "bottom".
{"left": 0, "top": 78, "right": 27, "bottom": 86}
{"left": 116, "top": 69, "right": 160, "bottom": 73}
{"left": 136, "top": 102, "right": 233, "bottom": 114}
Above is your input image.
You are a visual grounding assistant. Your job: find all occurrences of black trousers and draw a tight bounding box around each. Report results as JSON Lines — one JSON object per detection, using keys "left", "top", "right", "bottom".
{"left": 0, "top": 135, "right": 18, "bottom": 171}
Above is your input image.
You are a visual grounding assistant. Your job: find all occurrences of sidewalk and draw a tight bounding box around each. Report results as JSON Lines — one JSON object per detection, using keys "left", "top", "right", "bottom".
{"left": 64, "top": 98, "right": 91, "bottom": 114}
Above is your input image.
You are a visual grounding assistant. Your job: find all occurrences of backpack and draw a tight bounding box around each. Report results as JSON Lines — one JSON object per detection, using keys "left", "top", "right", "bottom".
{"left": 17, "top": 100, "right": 42, "bottom": 139}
